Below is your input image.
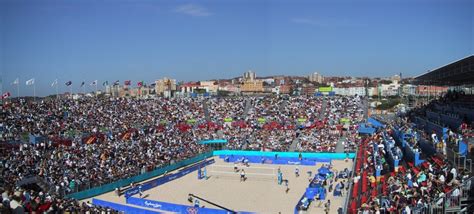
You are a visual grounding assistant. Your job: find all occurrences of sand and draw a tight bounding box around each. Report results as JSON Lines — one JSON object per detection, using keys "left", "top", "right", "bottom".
{"left": 92, "top": 157, "right": 353, "bottom": 214}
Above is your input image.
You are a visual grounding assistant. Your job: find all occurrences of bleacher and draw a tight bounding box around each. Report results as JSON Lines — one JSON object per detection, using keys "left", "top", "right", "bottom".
{"left": 347, "top": 113, "right": 473, "bottom": 213}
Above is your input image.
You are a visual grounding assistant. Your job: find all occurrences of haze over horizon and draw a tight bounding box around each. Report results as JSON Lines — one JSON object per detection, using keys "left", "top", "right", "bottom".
{"left": 1, "top": 0, "right": 473, "bottom": 96}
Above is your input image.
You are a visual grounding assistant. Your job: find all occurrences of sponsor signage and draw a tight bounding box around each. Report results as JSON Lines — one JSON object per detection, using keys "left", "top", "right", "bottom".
{"left": 124, "top": 159, "right": 215, "bottom": 198}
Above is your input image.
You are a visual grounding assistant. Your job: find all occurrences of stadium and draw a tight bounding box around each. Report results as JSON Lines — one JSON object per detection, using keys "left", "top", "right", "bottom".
{"left": 1, "top": 0, "right": 473, "bottom": 212}
{"left": 0, "top": 55, "right": 472, "bottom": 214}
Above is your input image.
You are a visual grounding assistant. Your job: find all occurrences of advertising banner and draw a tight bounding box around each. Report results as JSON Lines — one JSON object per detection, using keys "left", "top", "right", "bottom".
{"left": 318, "top": 87, "right": 333, "bottom": 92}
{"left": 127, "top": 197, "right": 231, "bottom": 214}
{"left": 124, "top": 159, "right": 215, "bottom": 198}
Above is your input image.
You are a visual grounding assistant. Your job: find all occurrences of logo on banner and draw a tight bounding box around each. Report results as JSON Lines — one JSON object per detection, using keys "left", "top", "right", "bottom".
{"left": 187, "top": 207, "right": 198, "bottom": 214}
{"left": 126, "top": 189, "right": 139, "bottom": 197}
{"left": 288, "top": 161, "right": 301, "bottom": 165}
{"left": 144, "top": 201, "right": 162, "bottom": 209}
{"left": 168, "top": 175, "right": 178, "bottom": 181}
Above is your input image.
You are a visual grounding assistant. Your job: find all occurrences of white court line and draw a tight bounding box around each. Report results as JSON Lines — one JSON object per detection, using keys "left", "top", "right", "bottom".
{"left": 210, "top": 165, "right": 277, "bottom": 170}
{"left": 208, "top": 170, "right": 276, "bottom": 177}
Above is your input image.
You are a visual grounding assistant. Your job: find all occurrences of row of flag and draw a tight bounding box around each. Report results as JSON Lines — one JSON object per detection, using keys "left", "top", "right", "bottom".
{"left": 2, "top": 79, "right": 146, "bottom": 99}
{"left": 10, "top": 78, "right": 146, "bottom": 87}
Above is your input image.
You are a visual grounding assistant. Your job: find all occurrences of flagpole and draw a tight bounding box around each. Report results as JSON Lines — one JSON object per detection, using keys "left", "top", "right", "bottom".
{"left": 17, "top": 83, "right": 19, "bottom": 98}
{"left": 56, "top": 84, "right": 59, "bottom": 100}
{"left": 33, "top": 83, "right": 36, "bottom": 102}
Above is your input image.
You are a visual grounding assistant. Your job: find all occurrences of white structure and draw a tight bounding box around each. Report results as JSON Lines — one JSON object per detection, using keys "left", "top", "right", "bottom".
{"left": 199, "top": 81, "right": 219, "bottom": 93}
{"left": 402, "top": 84, "right": 417, "bottom": 96}
{"left": 333, "top": 87, "right": 366, "bottom": 96}
{"left": 308, "top": 72, "right": 324, "bottom": 83}
{"left": 243, "top": 70, "right": 256, "bottom": 81}
{"left": 380, "top": 83, "right": 401, "bottom": 96}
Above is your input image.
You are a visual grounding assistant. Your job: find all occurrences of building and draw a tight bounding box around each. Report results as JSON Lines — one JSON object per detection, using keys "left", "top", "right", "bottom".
{"left": 274, "top": 76, "right": 287, "bottom": 86}
{"left": 333, "top": 86, "right": 366, "bottom": 96}
{"left": 179, "top": 82, "right": 200, "bottom": 94}
{"left": 391, "top": 74, "right": 401, "bottom": 83}
{"left": 199, "top": 81, "right": 219, "bottom": 93}
{"left": 155, "top": 77, "right": 176, "bottom": 96}
{"left": 241, "top": 80, "right": 264, "bottom": 93}
{"left": 379, "top": 82, "right": 401, "bottom": 97}
{"left": 279, "top": 85, "right": 292, "bottom": 94}
{"left": 219, "top": 82, "right": 240, "bottom": 94}
{"left": 243, "top": 70, "right": 256, "bottom": 82}
{"left": 308, "top": 72, "right": 324, "bottom": 83}
{"left": 416, "top": 85, "right": 449, "bottom": 96}
{"left": 240, "top": 70, "right": 264, "bottom": 93}
{"left": 402, "top": 84, "right": 417, "bottom": 96}
{"left": 301, "top": 84, "right": 317, "bottom": 95}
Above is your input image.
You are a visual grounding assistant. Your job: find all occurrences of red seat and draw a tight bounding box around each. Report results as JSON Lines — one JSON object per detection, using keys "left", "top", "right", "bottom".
{"left": 352, "top": 182, "right": 359, "bottom": 198}
{"left": 421, "top": 161, "right": 429, "bottom": 169}
{"left": 398, "top": 166, "right": 406, "bottom": 174}
{"left": 412, "top": 167, "right": 420, "bottom": 175}
{"left": 372, "top": 188, "right": 377, "bottom": 197}
{"left": 350, "top": 201, "right": 357, "bottom": 214}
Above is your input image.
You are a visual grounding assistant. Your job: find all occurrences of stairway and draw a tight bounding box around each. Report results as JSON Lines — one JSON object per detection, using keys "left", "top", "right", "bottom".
{"left": 335, "top": 137, "right": 346, "bottom": 153}
{"left": 319, "top": 98, "right": 327, "bottom": 120}
{"left": 203, "top": 99, "right": 211, "bottom": 122}
{"left": 242, "top": 98, "right": 252, "bottom": 119}
{"left": 289, "top": 137, "right": 300, "bottom": 152}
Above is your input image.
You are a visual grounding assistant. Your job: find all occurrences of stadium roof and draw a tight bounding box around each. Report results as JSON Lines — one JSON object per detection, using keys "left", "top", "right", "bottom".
{"left": 414, "top": 55, "right": 474, "bottom": 86}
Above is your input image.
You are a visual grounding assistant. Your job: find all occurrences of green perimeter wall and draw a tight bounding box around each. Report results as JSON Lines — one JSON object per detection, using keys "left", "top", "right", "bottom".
{"left": 66, "top": 151, "right": 213, "bottom": 200}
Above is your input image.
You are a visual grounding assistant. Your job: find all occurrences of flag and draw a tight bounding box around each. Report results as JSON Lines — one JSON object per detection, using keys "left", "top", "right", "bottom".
{"left": 51, "top": 79, "right": 58, "bottom": 87}
{"left": 113, "top": 80, "right": 120, "bottom": 86}
{"left": 124, "top": 80, "right": 131, "bottom": 86}
{"left": 90, "top": 80, "right": 97, "bottom": 86}
{"left": 26, "top": 78, "right": 35, "bottom": 86}
{"left": 80, "top": 81, "right": 85, "bottom": 87}
{"left": 12, "top": 78, "right": 19, "bottom": 85}
{"left": 103, "top": 81, "right": 108, "bottom": 86}
{"left": 65, "top": 81, "right": 72, "bottom": 86}
{"left": 137, "top": 81, "right": 144, "bottom": 87}
{"left": 2, "top": 92, "right": 10, "bottom": 99}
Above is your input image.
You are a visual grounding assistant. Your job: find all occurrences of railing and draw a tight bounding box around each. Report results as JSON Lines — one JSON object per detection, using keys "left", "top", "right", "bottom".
{"left": 412, "top": 176, "right": 473, "bottom": 214}
{"left": 447, "top": 147, "right": 473, "bottom": 175}
{"left": 342, "top": 146, "right": 359, "bottom": 214}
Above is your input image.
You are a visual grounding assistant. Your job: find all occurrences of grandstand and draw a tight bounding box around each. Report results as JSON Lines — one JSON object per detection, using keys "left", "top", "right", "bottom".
{"left": 346, "top": 56, "right": 474, "bottom": 214}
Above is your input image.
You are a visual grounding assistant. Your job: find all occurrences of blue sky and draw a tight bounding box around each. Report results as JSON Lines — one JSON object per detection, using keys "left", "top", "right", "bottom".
{"left": 1, "top": 0, "right": 473, "bottom": 96}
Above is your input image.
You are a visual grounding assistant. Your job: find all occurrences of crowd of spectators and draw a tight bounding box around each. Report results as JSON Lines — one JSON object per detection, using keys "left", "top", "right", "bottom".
{"left": 1, "top": 188, "right": 119, "bottom": 213}
{"left": 359, "top": 124, "right": 470, "bottom": 213}
{"left": 0, "top": 95, "right": 365, "bottom": 213}
{"left": 354, "top": 93, "right": 473, "bottom": 213}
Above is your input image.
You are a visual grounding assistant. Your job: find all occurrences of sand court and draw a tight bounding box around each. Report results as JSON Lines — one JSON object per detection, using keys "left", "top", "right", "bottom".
{"left": 92, "top": 157, "right": 353, "bottom": 214}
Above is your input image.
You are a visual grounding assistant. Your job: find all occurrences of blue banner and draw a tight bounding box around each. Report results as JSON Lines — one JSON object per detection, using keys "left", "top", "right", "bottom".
{"left": 214, "top": 150, "right": 355, "bottom": 159}
{"left": 459, "top": 141, "right": 468, "bottom": 156}
{"left": 92, "top": 198, "right": 162, "bottom": 214}
{"left": 127, "top": 197, "right": 253, "bottom": 214}
{"left": 368, "top": 117, "right": 384, "bottom": 128}
{"left": 220, "top": 155, "right": 325, "bottom": 166}
{"left": 358, "top": 124, "right": 376, "bottom": 135}
{"left": 124, "top": 159, "right": 215, "bottom": 198}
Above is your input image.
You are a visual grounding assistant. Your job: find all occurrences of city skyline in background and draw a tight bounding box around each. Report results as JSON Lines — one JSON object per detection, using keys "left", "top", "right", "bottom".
{"left": 1, "top": 0, "right": 473, "bottom": 96}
